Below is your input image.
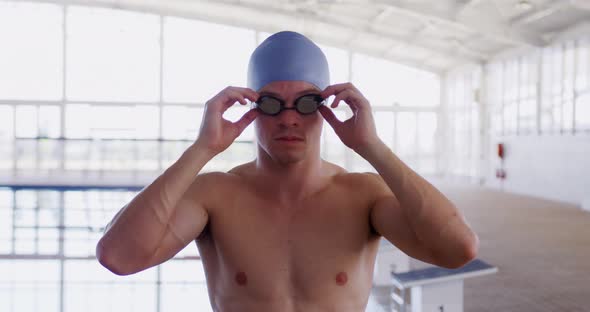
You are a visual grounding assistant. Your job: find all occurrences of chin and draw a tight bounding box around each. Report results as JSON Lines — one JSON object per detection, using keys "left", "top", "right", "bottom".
{"left": 272, "top": 151, "right": 306, "bottom": 165}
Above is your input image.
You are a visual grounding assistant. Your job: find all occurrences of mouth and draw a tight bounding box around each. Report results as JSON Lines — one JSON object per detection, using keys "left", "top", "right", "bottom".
{"left": 275, "top": 136, "right": 304, "bottom": 142}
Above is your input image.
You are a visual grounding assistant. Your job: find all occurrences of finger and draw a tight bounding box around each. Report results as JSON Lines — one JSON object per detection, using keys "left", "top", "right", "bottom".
{"left": 318, "top": 106, "right": 343, "bottom": 130}
{"left": 211, "top": 87, "right": 259, "bottom": 109}
{"left": 219, "top": 89, "right": 251, "bottom": 111}
{"left": 330, "top": 89, "right": 359, "bottom": 111}
{"left": 233, "top": 108, "right": 260, "bottom": 134}
{"left": 226, "top": 86, "right": 259, "bottom": 103}
{"left": 320, "top": 82, "right": 356, "bottom": 99}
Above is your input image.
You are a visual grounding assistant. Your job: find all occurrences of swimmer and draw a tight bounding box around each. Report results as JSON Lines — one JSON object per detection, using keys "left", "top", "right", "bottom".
{"left": 96, "top": 31, "right": 479, "bottom": 311}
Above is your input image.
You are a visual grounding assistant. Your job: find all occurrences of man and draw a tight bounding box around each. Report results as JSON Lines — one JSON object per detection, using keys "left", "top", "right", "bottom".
{"left": 96, "top": 31, "right": 478, "bottom": 311}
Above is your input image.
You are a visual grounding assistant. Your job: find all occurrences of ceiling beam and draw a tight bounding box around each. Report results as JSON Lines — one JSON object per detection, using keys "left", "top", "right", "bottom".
{"left": 509, "top": 1, "right": 570, "bottom": 26}
{"left": 454, "top": 0, "right": 485, "bottom": 18}
{"left": 371, "top": 0, "right": 546, "bottom": 47}
{"left": 313, "top": 10, "right": 487, "bottom": 63}
{"left": 569, "top": 0, "right": 590, "bottom": 11}
{"left": 31, "top": 0, "right": 447, "bottom": 72}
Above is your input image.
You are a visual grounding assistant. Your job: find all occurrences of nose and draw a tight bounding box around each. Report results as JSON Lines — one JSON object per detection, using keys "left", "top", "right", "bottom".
{"left": 277, "top": 107, "right": 301, "bottom": 128}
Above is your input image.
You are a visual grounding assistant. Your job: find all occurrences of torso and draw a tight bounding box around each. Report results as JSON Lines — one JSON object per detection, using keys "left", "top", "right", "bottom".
{"left": 194, "top": 161, "right": 382, "bottom": 312}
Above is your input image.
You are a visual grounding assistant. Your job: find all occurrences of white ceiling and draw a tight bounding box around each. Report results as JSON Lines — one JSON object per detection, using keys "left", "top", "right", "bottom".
{"left": 37, "top": 0, "right": 590, "bottom": 73}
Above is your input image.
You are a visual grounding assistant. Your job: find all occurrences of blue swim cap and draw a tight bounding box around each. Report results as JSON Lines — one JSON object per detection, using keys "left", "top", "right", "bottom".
{"left": 247, "top": 31, "right": 330, "bottom": 91}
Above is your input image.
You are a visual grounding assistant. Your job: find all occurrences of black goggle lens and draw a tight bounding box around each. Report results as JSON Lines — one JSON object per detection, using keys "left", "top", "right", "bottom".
{"left": 296, "top": 95, "right": 323, "bottom": 114}
{"left": 255, "top": 94, "right": 324, "bottom": 116}
{"left": 257, "top": 97, "right": 282, "bottom": 115}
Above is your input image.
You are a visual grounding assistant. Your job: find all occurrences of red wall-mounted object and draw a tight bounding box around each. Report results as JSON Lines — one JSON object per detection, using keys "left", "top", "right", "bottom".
{"left": 497, "top": 143, "right": 505, "bottom": 159}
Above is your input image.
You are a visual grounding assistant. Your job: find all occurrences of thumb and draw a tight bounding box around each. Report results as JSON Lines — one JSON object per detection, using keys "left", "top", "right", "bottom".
{"left": 318, "top": 106, "right": 342, "bottom": 131}
{"left": 233, "top": 109, "right": 260, "bottom": 134}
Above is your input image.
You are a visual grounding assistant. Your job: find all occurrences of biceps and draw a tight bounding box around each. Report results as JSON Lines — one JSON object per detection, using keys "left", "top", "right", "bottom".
{"left": 370, "top": 196, "right": 436, "bottom": 264}
{"left": 147, "top": 197, "right": 208, "bottom": 268}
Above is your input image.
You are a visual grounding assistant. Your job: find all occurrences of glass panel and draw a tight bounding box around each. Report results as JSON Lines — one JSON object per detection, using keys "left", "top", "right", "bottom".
{"left": 134, "top": 105, "right": 160, "bottom": 139}
{"left": 0, "top": 189, "right": 12, "bottom": 253}
{"left": 63, "top": 140, "right": 92, "bottom": 170}
{"left": 136, "top": 141, "right": 160, "bottom": 171}
{"left": 224, "top": 105, "right": 255, "bottom": 141}
{"left": 64, "top": 104, "right": 91, "bottom": 139}
{"left": 575, "top": 37, "right": 589, "bottom": 92}
{"left": 13, "top": 228, "right": 36, "bottom": 254}
{"left": 160, "top": 261, "right": 211, "bottom": 312}
{"left": 64, "top": 228, "right": 99, "bottom": 257}
{"left": 162, "top": 106, "right": 203, "bottom": 140}
{"left": 63, "top": 190, "right": 134, "bottom": 257}
{"left": 38, "top": 105, "right": 61, "bottom": 138}
{"left": 66, "top": 104, "right": 159, "bottom": 139}
{"left": 552, "top": 95, "right": 563, "bottom": 132}
{"left": 321, "top": 110, "right": 347, "bottom": 168}
{"left": 503, "top": 102, "right": 517, "bottom": 134}
{"left": 374, "top": 112, "right": 395, "bottom": 149}
{"left": 397, "top": 112, "right": 417, "bottom": 160}
{"left": 163, "top": 17, "right": 255, "bottom": 103}
{"left": 576, "top": 92, "right": 590, "bottom": 132}
{"left": 15, "top": 105, "right": 38, "bottom": 138}
{"left": 418, "top": 157, "right": 436, "bottom": 175}
{"left": 160, "top": 141, "right": 192, "bottom": 169}
{"left": 319, "top": 44, "right": 350, "bottom": 84}
{"left": 174, "top": 242, "right": 199, "bottom": 258}
{"left": 0, "top": 2, "right": 63, "bottom": 100}
{"left": 519, "top": 99, "right": 537, "bottom": 133}
{"left": 350, "top": 152, "right": 375, "bottom": 173}
{"left": 203, "top": 141, "right": 255, "bottom": 172}
{"left": 417, "top": 112, "right": 437, "bottom": 155}
{"left": 0, "top": 260, "right": 60, "bottom": 312}
{"left": 0, "top": 105, "right": 14, "bottom": 139}
{"left": 563, "top": 99, "right": 574, "bottom": 132}
{"left": 352, "top": 53, "right": 439, "bottom": 107}
{"left": 67, "top": 6, "right": 160, "bottom": 102}
{"left": 540, "top": 95, "right": 553, "bottom": 133}
{"left": 65, "top": 260, "right": 157, "bottom": 312}
{"left": 38, "top": 139, "right": 62, "bottom": 170}
{"left": 38, "top": 228, "right": 59, "bottom": 255}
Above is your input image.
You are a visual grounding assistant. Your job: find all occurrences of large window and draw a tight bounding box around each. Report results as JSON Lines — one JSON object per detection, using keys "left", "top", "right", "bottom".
{"left": 1, "top": 3, "right": 443, "bottom": 312}
{"left": 0, "top": 2, "right": 63, "bottom": 100}
{"left": 0, "top": 187, "right": 209, "bottom": 312}
{"left": 445, "top": 66, "right": 481, "bottom": 177}
{"left": 538, "top": 37, "right": 590, "bottom": 134}
{"left": 0, "top": 260, "right": 60, "bottom": 312}
{"left": 447, "top": 35, "right": 590, "bottom": 179}
{"left": 350, "top": 53, "right": 440, "bottom": 174}
{"left": 66, "top": 7, "right": 160, "bottom": 102}
{"left": 163, "top": 18, "right": 255, "bottom": 103}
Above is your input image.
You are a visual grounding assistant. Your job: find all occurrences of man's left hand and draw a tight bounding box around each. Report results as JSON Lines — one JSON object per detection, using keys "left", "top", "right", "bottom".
{"left": 319, "top": 83, "right": 382, "bottom": 155}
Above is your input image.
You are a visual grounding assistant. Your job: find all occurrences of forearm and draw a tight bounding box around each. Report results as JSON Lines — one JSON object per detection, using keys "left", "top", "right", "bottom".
{"left": 360, "top": 141, "right": 478, "bottom": 267}
{"left": 97, "top": 142, "right": 215, "bottom": 263}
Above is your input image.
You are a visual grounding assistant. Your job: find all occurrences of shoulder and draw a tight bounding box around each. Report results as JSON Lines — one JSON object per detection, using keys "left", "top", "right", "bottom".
{"left": 193, "top": 161, "right": 255, "bottom": 186}
{"left": 187, "top": 163, "right": 252, "bottom": 203}
{"left": 330, "top": 169, "right": 393, "bottom": 200}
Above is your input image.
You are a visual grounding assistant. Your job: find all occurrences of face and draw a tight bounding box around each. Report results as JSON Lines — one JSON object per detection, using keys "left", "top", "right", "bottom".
{"left": 254, "top": 81, "right": 324, "bottom": 165}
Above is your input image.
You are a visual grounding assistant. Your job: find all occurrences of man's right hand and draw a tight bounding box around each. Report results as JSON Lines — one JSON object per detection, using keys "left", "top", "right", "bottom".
{"left": 195, "top": 86, "right": 260, "bottom": 155}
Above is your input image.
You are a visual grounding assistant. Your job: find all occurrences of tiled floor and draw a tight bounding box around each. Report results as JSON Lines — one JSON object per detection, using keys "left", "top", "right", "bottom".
{"left": 410, "top": 183, "right": 590, "bottom": 312}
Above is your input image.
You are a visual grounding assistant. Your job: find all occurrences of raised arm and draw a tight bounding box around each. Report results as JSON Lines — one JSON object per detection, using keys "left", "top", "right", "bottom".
{"left": 96, "top": 86, "right": 260, "bottom": 275}
{"left": 319, "top": 83, "right": 478, "bottom": 269}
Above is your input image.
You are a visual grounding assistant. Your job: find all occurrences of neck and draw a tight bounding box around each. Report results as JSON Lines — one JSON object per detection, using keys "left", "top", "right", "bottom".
{"left": 255, "top": 148, "right": 327, "bottom": 202}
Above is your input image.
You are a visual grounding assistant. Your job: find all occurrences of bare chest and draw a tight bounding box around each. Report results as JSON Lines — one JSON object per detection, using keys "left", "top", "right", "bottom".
{"left": 196, "top": 186, "right": 380, "bottom": 301}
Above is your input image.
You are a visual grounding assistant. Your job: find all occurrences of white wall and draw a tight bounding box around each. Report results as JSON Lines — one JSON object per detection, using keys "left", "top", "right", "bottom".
{"left": 486, "top": 135, "right": 590, "bottom": 209}
{"left": 443, "top": 29, "right": 590, "bottom": 210}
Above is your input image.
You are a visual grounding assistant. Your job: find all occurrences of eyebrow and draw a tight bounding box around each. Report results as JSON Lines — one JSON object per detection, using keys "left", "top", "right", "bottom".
{"left": 259, "top": 88, "right": 320, "bottom": 99}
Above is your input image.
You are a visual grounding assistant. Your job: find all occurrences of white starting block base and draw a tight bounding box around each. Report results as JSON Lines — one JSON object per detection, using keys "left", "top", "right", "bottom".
{"left": 391, "top": 259, "right": 498, "bottom": 312}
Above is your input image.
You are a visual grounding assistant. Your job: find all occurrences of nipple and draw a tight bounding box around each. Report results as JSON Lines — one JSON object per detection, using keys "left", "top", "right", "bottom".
{"left": 335, "top": 271, "right": 348, "bottom": 286}
{"left": 235, "top": 271, "right": 248, "bottom": 286}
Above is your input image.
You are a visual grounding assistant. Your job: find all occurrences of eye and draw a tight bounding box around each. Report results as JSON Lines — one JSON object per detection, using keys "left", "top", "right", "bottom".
{"left": 296, "top": 95, "right": 322, "bottom": 114}
{"left": 257, "top": 97, "right": 282, "bottom": 115}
